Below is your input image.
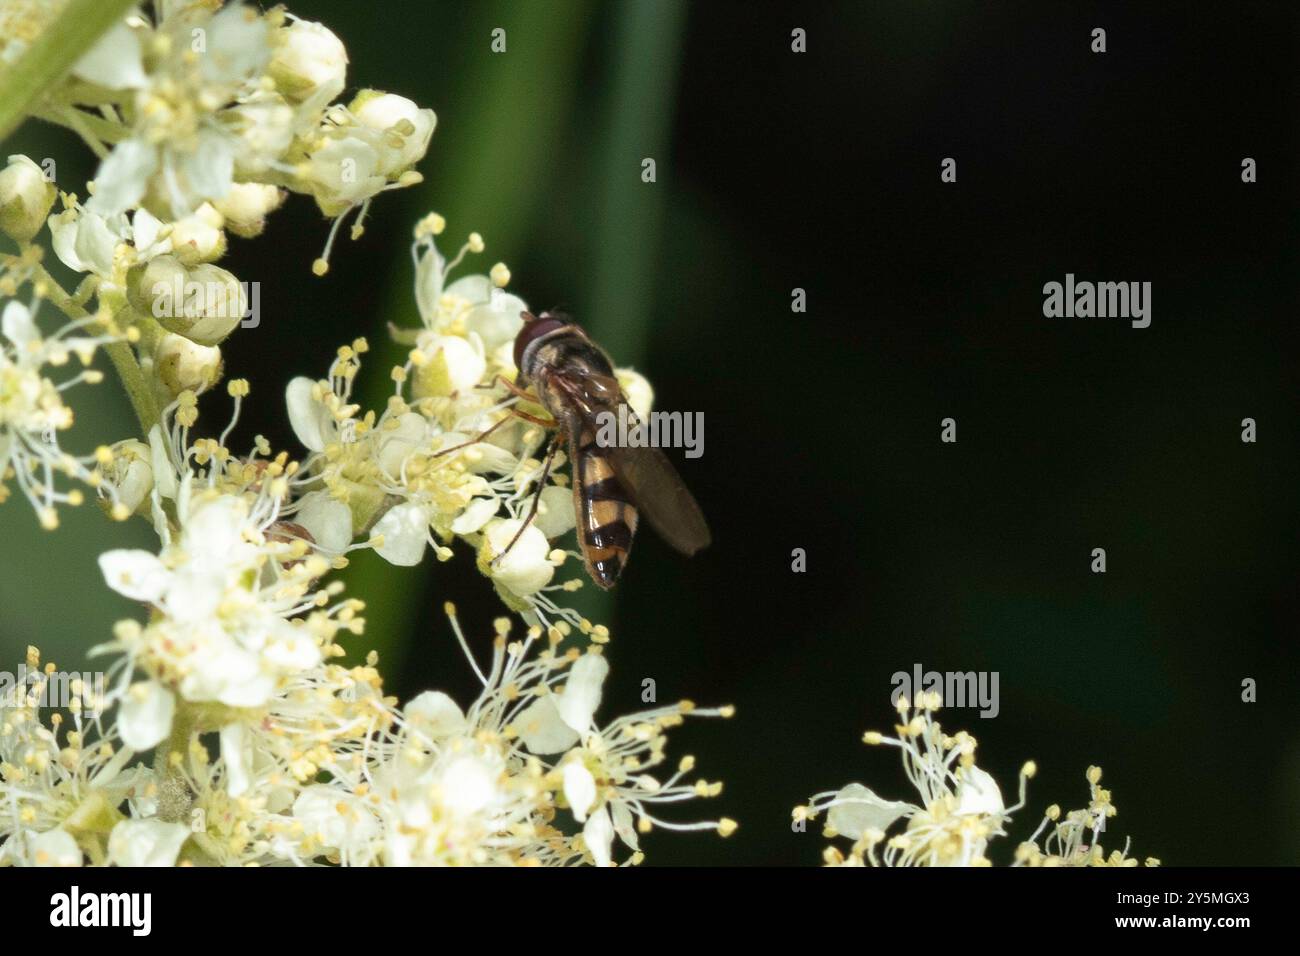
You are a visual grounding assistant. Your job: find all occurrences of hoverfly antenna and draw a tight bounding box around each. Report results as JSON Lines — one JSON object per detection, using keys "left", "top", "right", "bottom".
{"left": 520, "top": 310, "right": 537, "bottom": 323}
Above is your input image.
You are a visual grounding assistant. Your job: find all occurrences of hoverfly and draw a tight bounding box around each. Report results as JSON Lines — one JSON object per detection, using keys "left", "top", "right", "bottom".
{"left": 498, "top": 310, "right": 710, "bottom": 589}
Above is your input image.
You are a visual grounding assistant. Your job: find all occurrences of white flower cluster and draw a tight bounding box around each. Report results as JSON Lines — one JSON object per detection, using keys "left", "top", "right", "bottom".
{"left": 794, "top": 693, "right": 1158, "bottom": 867}
{"left": 0, "top": 2, "right": 732, "bottom": 867}
{"left": 0, "top": 252, "right": 129, "bottom": 528}
{"left": 1, "top": 603, "right": 733, "bottom": 866}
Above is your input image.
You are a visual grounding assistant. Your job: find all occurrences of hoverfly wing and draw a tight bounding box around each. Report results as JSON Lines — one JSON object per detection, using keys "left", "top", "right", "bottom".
{"left": 607, "top": 441, "right": 711, "bottom": 555}
{"left": 552, "top": 370, "right": 710, "bottom": 558}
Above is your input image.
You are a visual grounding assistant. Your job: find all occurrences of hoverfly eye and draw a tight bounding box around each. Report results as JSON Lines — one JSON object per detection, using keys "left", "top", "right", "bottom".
{"left": 513, "top": 313, "right": 567, "bottom": 374}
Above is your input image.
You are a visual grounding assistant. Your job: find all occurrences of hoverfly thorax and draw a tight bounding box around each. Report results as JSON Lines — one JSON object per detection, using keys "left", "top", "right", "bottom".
{"left": 507, "top": 310, "right": 710, "bottom": 589}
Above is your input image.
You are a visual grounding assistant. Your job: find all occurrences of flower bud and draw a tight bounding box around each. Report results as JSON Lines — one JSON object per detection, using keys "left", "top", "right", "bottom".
{"left": 0, "top": 155, "right": 57, "bottom": 242}
{"left": 213, "top": 182, "right": 285, "bottom": 238}
{"left": 155, "top": 263, "right": 247, "bottom": 347}
{"left": 169, "top": 203, "right": 227, "bottom": 264}
{"left": 411, "top": 334, "right": 486, "bottom": 398}
{"left": 351, "top": 90, "right": 436, "bottom": 176}
{"left": 154, "top": 333, "right": 223, "bottom": 396}
{"left": 127, "top": 253, "right": 188, "bottom": 316}
{"left": 268, "top": 18, "right": 348, "bottom": 105}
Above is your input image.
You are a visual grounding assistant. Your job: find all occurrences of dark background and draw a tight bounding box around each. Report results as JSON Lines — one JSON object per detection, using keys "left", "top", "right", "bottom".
{"left": 3, "top": 1, "right": 1297, "bottom": 865}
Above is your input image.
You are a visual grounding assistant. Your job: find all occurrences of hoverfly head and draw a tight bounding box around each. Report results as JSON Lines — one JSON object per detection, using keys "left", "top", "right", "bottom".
{"left": 513, "top": 309, "right": 572, "bottom": 380}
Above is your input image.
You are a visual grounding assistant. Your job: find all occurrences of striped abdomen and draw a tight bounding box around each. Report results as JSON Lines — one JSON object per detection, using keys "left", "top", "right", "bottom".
{"left": 571, "top": 426, "right": 638, "bottom": 589}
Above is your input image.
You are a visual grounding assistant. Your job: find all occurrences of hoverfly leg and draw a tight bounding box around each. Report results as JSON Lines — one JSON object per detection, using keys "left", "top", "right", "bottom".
{"left": 428, "top": 415, "right": 510, "bottom": 459}
{"left": 491, "top": 430, "right": 564, "bottom": 568}
{"left": 507, "top": 407, "right": 558, "bottom": 429}
{"left": 490, "top": 375, "right": 536, "bottom": 402}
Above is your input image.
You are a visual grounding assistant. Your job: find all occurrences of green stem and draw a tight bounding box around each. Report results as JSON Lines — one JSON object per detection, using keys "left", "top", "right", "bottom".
{"left": 33, "top": 262, "right": 162, "bottom": 437}
{"left": 102, "top": 339, "right": 161, "bottom": 436}
{"left": 0, "top": 0, "right": 138, "bottom": 145}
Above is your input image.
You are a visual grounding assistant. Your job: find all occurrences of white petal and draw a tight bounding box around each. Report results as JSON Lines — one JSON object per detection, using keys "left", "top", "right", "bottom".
{"left": 148, "top": 425, "right": 178, "bottom": 500}
{"left": 534, "top": 485, "right": 576, "bottom": 539}
{"left": 98, "top": 549, "right": 169, "bottom": 602}
{"left": 826, "top": 783, "right": 910, "bottom": 839}
{"left": 294, "top": 491, "right": 353, "bottom": 554}
{"left": 48, "top": 209, "right": 88, "bottom": 273}
{"left": 439, "top": 754, "right": 499, "bottom": 817}
{"left": 563, "top": 761, "right": 597, "bottom": 823}
{"left": 374, "top": 411, "right": 427, "bottom": 476}
{"left": 203, "top": 4, "right": 271, "bottom": 84}
{"left": 404, "top": 691, "right": 467, "bottom": 739}
{"left": 107, "top": 819, "right": 189, "bottom": 866}
{"left": 555, "top": 653, "right": 609, "bottom": 735}
{"left": 220, "top": 723, "right": 251, "bottom": 797}
{"left": 80, "top": 213, "right": 119, "bottom": 275}
{"left": 611, "top": 801, "right": 640, "bottom": 852}
{"left": 583, "top": 805, "right": 616, "bottom": 867}
{"left": 484, "top": 519, "right": 554, "bottom": 596}
{"left": 2, "top": 300, "right": 36, "bottom": 349}
{"left": 261, "top": 626, "right": 322, "bottom": 672}
{"left": 178, "top": 131, "right": 235, "bottom": 207}
{"left": 131, "top": 207, "right": 164, "bottom": 253}
{"left": 514, "top": 696, "right": 579, "bottom": 755}
{"left": 118, "top": 680, "right": 175, "bottom": 750}
{"left": 72, "top": 21, "right": 146, "bottom": 89}
{"left": 450, "top": 496, "right": 499, "bottom": 535}
{"left": 414, "top": 242, "right": 445, "bottom": 321}
{"left": 956, "top": 766, "right": 1005, "bottom": 817}
{"left": 372, "top": 502, "right": 430, "bottom": 566}
{"left": 86, "top": 139, "right": 157, "bottom": 217}
{"left": 181, "top": 495, "right": 247, "bottom": 561}
{"left": 285, "top": 377, "right": 330, "bottom": 451}
{"left": 31, "top": 829, "right": 83, "bottom": 867}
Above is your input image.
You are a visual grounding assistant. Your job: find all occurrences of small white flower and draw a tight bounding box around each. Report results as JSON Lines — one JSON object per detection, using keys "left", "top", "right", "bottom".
{"left": 99, "top": 493, "right": 328, "bottom": 711}
{"left": 351, "top": 91, "right": 436, "bottom": 176}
